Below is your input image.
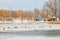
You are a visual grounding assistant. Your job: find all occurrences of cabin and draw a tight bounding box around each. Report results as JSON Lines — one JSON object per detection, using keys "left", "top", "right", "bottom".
{"left": 44, "top": 17, "right": 56, "bottom": 21}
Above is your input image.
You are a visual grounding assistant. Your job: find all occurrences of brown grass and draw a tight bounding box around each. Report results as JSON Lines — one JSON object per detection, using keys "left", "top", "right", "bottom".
{"left": 48, "top": 21, "right": 60, "bottom": 24}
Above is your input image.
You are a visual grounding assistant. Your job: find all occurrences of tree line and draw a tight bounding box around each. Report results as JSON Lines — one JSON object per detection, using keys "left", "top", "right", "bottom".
{"left": 0, "top": 0, "right": 60, "bottom": 21}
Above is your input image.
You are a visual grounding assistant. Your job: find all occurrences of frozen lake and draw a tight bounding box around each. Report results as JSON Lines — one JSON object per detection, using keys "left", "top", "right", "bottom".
{"left": 0, "top": 30, "right": 60, "bottom": 40}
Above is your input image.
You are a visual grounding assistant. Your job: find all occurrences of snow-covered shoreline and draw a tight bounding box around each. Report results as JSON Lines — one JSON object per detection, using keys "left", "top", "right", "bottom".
{"left": 0, "top": 21, "right": 60, "bottom": 32}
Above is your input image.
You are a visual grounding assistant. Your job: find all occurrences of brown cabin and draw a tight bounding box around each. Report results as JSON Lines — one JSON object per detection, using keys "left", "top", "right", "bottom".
{"left": 44, "top": 18, "right": 55, "bottom": 21}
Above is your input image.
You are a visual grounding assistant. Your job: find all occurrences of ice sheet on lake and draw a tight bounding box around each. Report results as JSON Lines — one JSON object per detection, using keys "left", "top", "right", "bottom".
{"left": 0, "top": 30, "right": 60, "bottom": 40}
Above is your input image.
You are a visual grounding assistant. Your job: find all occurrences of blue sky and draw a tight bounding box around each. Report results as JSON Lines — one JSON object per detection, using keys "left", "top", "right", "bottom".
{"left": 0, "top": 0, "right": 48, "bottom": 10}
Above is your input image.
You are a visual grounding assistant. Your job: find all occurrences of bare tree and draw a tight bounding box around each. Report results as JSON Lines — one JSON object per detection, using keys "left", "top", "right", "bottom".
{"left": 44, "top": 0, "right": 57, "bottom": 21}
{"left": 33, "top": 8, "right": 40, "bottom": 20}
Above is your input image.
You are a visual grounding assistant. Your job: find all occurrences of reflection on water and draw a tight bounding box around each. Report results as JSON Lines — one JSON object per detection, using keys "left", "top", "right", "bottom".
{"left": 0, "top": 30, "right": 60, "bottom": 40}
